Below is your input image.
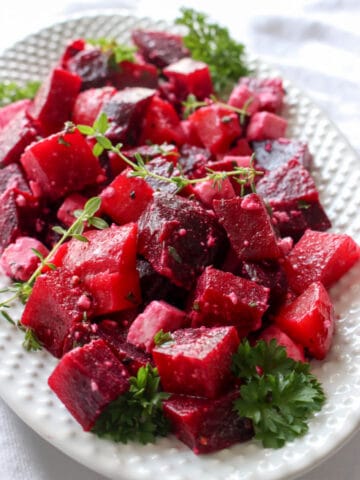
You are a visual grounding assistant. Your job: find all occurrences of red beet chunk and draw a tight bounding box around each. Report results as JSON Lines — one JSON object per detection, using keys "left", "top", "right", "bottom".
{"left": 246, "top": 111, "right": 287, "bottom": 141}
{"left": 283, "top": 229, "right": 360, "bottom": 293}
{"left": 258, "top": 325, "right": 305, "bottom": 362}
{"left": 127, "top": 300, "right": 187, "bottom": 353}
{"left": 111, "top": 60, "right": 158, "bottom": 90}
{"left": 66, "top": 47, "right": 111, "bottom": 90}
{"left": 0, "top": 163, "right": 31, "bottom": 196}
{"left": 193, "top": 177, "right": 235, "bottom": 208}
{"left": 144, "top": 157, "right": 183, "bottom": 195}
{"left": 0, "top": 111, "right": 38, "bottom": 167}
{"left": 101, "top": 87, "right": 155, "bottom": 144}
{"left": 239, "top": 77, "right": 285, "bottom": 113}
{"left": 213, "top": 194, "right": 281, "bottom": 262}
{"left": 153, "top": 326, "right": 239, "bottom": 398}
{"left": 189, "top": 267, "right": 269, "bottom": 337}
{"left": 0, "top": 98, "right": 31, "bottom": 129}
{"left": 21, "top": 268, "right": 94, "bottom": 357}
{"left": 132, "top": 29, "right": 189, "bottom": 68}
{"left": 138, "top": 193, "right": 227, "bottom": 289}
{"left": 228, "top": 84, "right": 260, "bottom": 115}
{"left": 163, "top": 58, "right": 213, "bottom": 101}
{"left": 274, "top": 282, "right": 334, "bottom": 359}
{"left": 60, "top": 38, "right": 86, "bottom": 67}
{"left": 48, "top": 339, "right": 130, "bottom": 431}
{"left": 177, "top": 144, "right": 211, "bottom": 179}
{"left": 187, "top": 105, "right": 242, "bottom": 155}
{"left": 27, "top": 67, "right": 81, "bottom": 135}
{"left": 252, "top": 138, "right": 313, "bottom": 172}
{"left": 72, "top": 86, "right": 116, "bottom": 125}
{"left": 163, "top": 391, "right": 253, "bottom": 454}
{"left": 20, "top": 128, "right": 104, "bottom": 201}
{"left": 0, "top": 236, "right": 48, "bottom": 282}
{"left": 57, "top": 193, "right": 87, "bottom": 228}
{"left": 139, "top": 95, "right": 185, "bottom": 146}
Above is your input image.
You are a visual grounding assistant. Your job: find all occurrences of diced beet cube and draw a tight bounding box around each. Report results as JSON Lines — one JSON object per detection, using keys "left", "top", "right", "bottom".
{"left": 153, "top": 326, "right": 239, "bottom": 398}
{"left": 144, "top": 157, "right": 183, "bottom": 195}
{"left": 189, "top": 267, "right": 269, "bottom": 336}
{"left": 258, "top": 325, "right": 305, "bottom": 362}
{"left": 193, "top": 177, "right": 235, "bottom": 208}
{"left": 246, "top": 111, "right": 287, "bottom": 141}
{"left": 222, "top": 138, "right": 253, "bottom": 158}
{"left": 138, "top": 193, "right": 227, "bottom": 289}
{"left": 21, "top": 268, "right": 94, "bottom": 357}
{"left": 57, "top": 193, "right": 87, "bottom": 228}
{"left": 283, "top": 229, "right": 360, "bottom": 293}
{"left": 0, "top": 189, "right": 28, "bottom": 253}
{"left": 101, "top": 87, "right": 155, "bottom": 144}
{"left": 48, "top": 339, "right": 130, "bottom": 430}
{"left": 131, "top": 29, "right": 189, "bottom": 68}
{"left": 20, "top": 128, "right": 104, "bottom": 201}
{"left": 58, "top": 224, "right": 141, "bottom": 316}
{"left": 0, "top": 111, "right": 38, "bottom": 167}
{"left": 164, "top": 58, "right": 213, "bottom": 101}
{"left": 72, "top": 86, "right": 116, "bottom": 125}
{"left": 274, "top": 282, "right": 334, "bottom": 359}
{"left": 0, "top": 98, "right": 31, "bottom": 130}
{"left": 100, "top": 169, "right": 154, "bottom": 225}
{"left": 252, "top": 138, "right": 313, "bottom": 172}
{"left": 66, "top": 47, "right": 111, "bottom": 90}
{"left": 213, "top": 194, "right": 281, "bottom": 262}
{"left": 239, "top": 77, "right": 285, "bottom": 113}
{"left": 163, "top": 391, "right": 253, "bottom": 454}
{"left": 0, "top": 236, "right": 48, "bottom": 282}
{"left": 228, "top": 84, "right": 260, "bottom": 115}
{"left": 111, "top": 60, "right": 158, "bottom": 90}
{"left": 0, "top": 163, "right": 31, "bottom": 196}
{"left": 177, "top": 144, "right": 211, "bottom": 179}
{"left": 139, "top": 95, "right": 185, "bottom": 146}
{"left": 27, "top": 67, "right": 81, "bottom": 135}
{"left": 188, "top": 105, "right": 242, "bottom": 155}
{"left": 60, "top": 38, "right": 86, "bottom": 67}
{"left": 180, "top": 119, "right": 203, "bottom": 147}
{"left": 127, "top": 300, "right": 187, "bottom": 352}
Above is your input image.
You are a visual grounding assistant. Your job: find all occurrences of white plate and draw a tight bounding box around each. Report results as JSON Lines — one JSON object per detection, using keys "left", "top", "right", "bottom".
{"left": 1, "top": 11, "right": 360, "bottom": 480}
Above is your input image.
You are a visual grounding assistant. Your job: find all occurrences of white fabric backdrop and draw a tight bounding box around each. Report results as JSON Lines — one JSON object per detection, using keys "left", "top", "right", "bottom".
{"left": 0, "top": 1, "right": 359, "bottom": 479}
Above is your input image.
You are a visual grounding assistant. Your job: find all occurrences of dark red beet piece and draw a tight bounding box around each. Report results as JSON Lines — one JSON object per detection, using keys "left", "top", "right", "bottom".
{"left": 177, "top": 144, "right": 211, "bottom": 179}
{"left": 27, "top": 67, "right": 81, "bottom": 136}
{"left": 60, "top": 38, "right": 86, "bottom": 68}
{"left": 252, "top": 138, "right": 313, "bottom": 172}
{"left": 0, "top": 163, "right": 31, "bottom": 196}
{"left": 283, "top": 229, "right": 360, "bottom": 293}
{"left": 0, "top": 189, "right": 29, "bottom": 253}
{"left": 20, "top": 128, "right": 104, "bottom": 201}
{"left": 189, "top": 266, "right": 269, "bottom": 337}
{"left": 213, "top": 194, "right": 282, "bottom": 262}
{"left": 48, "top": 339, "right": 130, "bottom": 431}
{"left": 66, "top": 47, "right": 111, "bottom": 90}
{"left": 111, "top": 60, "right": 158, "bottom": 90}
{"left": 163, "top": 391, "right": 254, "bottom": 454}
{"left": 101, "top": 87, "right": 155, "bottom": 144}
{"left": 57, "top": 193, "right": 88, "bottom": 228}
{"left": 131, "top": 29, "right": 189, "bottom": 68}
{"left": 0, "top": 98, "right": 31, "bottom": 129}
{"left": 72, "top": 86, "right": 116, "bottom": 125}
{"left": 137, "top": 193, "right": 227, "bottom": 289}
{"left": 21, "top": 268, "right": 94, "bottom": 357}
{"left": 144, "top": 157, "right": 183, "bottom": 195}
{"left": 153, "top": 326, "right": 239, "bottom": 398}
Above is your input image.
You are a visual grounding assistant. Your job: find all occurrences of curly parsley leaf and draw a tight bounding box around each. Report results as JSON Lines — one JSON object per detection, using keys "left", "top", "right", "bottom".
{"left": 175, "top": 8, "right": 250, "bottom": 94}
{"left": 232, "top": 340, "right": 326, "bottom": 448}
{"left": 92, "top": 364, "right": 170, "bottom": 444}
{"left": 0, "top": 80, "right": 40, "bottom": 107}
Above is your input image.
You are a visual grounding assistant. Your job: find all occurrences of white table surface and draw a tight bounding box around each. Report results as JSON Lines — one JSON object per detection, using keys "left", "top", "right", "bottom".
{"left": 0, "top": 1, "right": 359, "bottom": 479}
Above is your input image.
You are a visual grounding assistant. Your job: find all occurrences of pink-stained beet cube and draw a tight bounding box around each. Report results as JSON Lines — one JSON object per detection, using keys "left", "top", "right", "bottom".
{"left": 163, "top": 391, "right": 254, "bottom": 454}
{"left": 274, "top": 282, "right": 334, "bottom": 360}
{"left": 228, "top": 84, "right": 260, "bottom": 115}
{"left": 238, "top": 77, "right": 285, "bottom": 113}
{"left": 189, "top": 266, "right": 269, "bottom": 337}
{"left": 20, "top": 128, "right": 104, "bottom": 201}
{"left": 187, "top": 105, "right": 242, "bottom": 156}
{"left": 27, "top": 67, "right": 81, "bottom": 135}
{"left": 153, "top": 326, "right": 239, "bottom": 398}
{"left": 72, "top": 86, "right": 116, "bottom": 126}
{"left": 252, "top": 138, "right": 313, "bottom": 172}
{"left": 57, "top": 193, "right": 87, "bottom": 228}
{"left": 258, "top": 325, "right": 305, "bottom": 362}
{"left": 0, "top": 236, "right": 49, "bottom": 282}
{"left": 0, "top": 98, "right": 31, "bottom": 130}
{"left": 213, "top": 194, "right": 281, "bottom": 262}
{"left": 127, "top": 300, "right": 187, "bottom": 352}
{"left": 48, "top": 339, "right": 130, "bottom": 431}
{"left": 192, "top": 177, "right": 235, "bottom": 208}
{"left": 246, "top": 111, "right": 287, "bottom": 142}
{"left": 283, "top": 229, "right": 360, "bottom": 293}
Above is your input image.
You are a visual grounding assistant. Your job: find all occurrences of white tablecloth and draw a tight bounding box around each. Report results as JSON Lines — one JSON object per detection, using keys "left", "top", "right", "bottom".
{"left": 0, "top": 1, "right": 359, "bottom": 479}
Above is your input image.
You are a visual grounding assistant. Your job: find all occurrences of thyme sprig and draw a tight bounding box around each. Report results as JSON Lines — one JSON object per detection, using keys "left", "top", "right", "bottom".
{"left": 182, "top": 93, "right": 251, "bottom": 120}
{"left": 0, "top": 196, "right": 108, "bottom": 351}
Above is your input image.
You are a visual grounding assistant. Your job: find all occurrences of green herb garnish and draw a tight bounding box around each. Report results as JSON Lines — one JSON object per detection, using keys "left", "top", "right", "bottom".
{"left": 175, "top": 8, "right": 250, "bottom": 94}
{"left": 232, "top": 339, "right": 326, "bottom": 448}
{"left": 0, "top": 80, "right": 40, "bottom": 107}
{"left": 92, "top": 364, "right": 170, "bottom": 444}
{"left": 154, "top": 330, "right": 173, "bottom": 346}
{"left": 87, "top": 37, "right": 137, "bottom": 64}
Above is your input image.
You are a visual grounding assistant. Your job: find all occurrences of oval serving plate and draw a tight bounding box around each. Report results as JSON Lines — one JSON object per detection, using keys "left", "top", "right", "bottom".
{"left": 0, "top": 12, "right": 360, "bottom": 480}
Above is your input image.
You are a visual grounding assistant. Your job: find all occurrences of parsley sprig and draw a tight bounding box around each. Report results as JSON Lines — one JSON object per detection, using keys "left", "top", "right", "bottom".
{"left": 0, "top": 80, "right": 40, "bottom": 107}
{"left": 92, "top": 364, "right": 170, "bottom": 444}
{"left": 176, "top": 8, "right": 250, "bottom": 95}
{"left": 232, "top": 340, "right": 326, "bottom": 448}
{"left": 0, "top": 196, "right": 108, "bottom": 351}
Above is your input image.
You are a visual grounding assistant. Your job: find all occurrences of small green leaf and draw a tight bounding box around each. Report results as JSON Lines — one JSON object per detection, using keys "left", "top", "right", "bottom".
{"left": 1, "top": 309, "right": 16, "bottom": 326}
{"left": 84, "top": 197, "right": 102, "bottom": 217}
{"left": 94, "top": 112, "right": 110, "bottom": 134}
{"left": 77, "top": 124, "right": 95, "bottom": 136}
{"left": 93, "top": 142, "right": 104, "bottom": 157}
{"left": 88, "top": 216, "right": 109, "bottom": 230}
{"left": 73, "top": 209, "right": 84, "bottom": 219}
{"left": 71, "top": 234, "right": 89, "bottom": 242}
{"left": 31, "top": 248, "right": 45, "bottom": 261}
{"left": 168, "top": 246, "right": 182, "bottom": 264}
{"left": 154, "top": 330, "right": 174, "bottom": 346}
{"left": 95, "top": 134, "right": 113, "bottom": 150}
{"left": 52, "top": 225, "right": 67, "bottom": 236}
{"left": 22, "top": 328, "right": 42, "bottom": 352}
{"left": 58, "top": 136, "right": 71, "bottom": 147}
